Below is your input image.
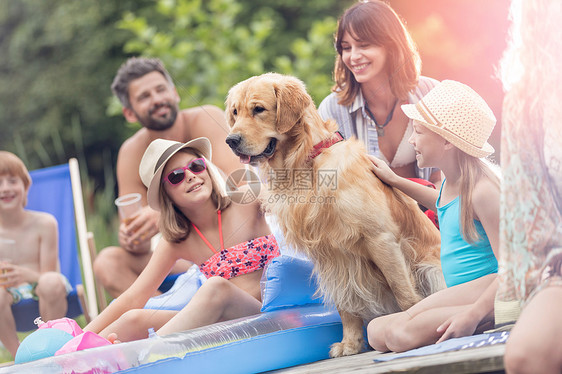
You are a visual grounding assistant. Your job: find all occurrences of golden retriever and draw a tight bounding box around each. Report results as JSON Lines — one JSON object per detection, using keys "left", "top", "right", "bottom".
{"left": 225, "top": 73, "right": 444, "bottom": 357}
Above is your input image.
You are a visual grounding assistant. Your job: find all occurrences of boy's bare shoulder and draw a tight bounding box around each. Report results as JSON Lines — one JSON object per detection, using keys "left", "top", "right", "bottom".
{"left": 25, "top": 209, "right": 58, "bottom": 230}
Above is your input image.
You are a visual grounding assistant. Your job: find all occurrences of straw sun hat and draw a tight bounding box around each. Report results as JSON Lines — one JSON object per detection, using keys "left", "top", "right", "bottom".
{"left": 401, "top": 80, "right": 496, "bottom": 158}
{"left": 139, "top": 138, "right": 212, "bottom": 210}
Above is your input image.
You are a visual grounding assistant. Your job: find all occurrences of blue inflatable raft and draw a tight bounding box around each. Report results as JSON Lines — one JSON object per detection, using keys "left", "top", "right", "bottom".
{"left": 0, "top": 256, "right": 344, "bottom": 373}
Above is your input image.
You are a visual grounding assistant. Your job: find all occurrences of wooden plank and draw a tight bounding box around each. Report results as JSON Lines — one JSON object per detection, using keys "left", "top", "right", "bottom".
{"left": 270, "top": 344, "right": 505, "bottom": 374}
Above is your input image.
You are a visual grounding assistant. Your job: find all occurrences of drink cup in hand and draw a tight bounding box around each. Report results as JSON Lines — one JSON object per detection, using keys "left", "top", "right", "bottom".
{"left": 115, "top": 193, "right": 143, "bottom": 223}
{"left": 115, "top": 193, "right": 144, "bottom": 247}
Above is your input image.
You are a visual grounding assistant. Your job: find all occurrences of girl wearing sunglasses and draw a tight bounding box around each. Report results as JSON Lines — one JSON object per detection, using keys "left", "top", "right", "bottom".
{"left": 85, "top": 138, "right": 279, "bottom": 341}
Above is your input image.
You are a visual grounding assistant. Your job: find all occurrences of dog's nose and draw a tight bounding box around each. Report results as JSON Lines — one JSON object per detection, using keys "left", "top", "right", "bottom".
{"left": 225, "top": 134, "right": 242, "bottom": 149}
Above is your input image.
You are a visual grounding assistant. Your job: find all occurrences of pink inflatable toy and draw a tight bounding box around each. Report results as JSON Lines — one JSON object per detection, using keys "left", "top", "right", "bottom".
{"left": 36, "top": 317, "right": 83, "bottom": 337}
{"left": 55, "top": 331, "right": 112, "bottom": 356}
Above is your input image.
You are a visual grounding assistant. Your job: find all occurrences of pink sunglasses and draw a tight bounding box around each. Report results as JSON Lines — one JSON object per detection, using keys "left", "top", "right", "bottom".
{"left": 164, "top": 158, "right": 207, "bottom": 185}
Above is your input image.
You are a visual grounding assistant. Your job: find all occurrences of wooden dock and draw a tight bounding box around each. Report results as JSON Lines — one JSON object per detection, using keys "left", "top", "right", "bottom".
{"left": 271, "top": 344, "right": 505, "bottom": 374}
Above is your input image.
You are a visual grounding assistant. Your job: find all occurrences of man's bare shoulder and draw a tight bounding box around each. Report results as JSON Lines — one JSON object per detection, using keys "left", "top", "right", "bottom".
{"left": 119, "top": 128, "right": 152, "bottom": 156}
{"left": 117, "top": 129, "right": 152, "bottom": 172}
{"left": 180, "top": 105, "right": 224, "bottom": 120}
{"left": 179, "top": 105, "right": 226, "bottom": 131}
{"left": 116, "top": 129, "right": 152, "bottom": 195}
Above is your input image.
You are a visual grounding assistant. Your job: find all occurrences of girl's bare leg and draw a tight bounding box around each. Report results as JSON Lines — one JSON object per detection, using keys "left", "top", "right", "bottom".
{"left": 100, "top": 309, "right": 177, "bottom": 342}
{"left": 367, "top": 312, "right": 403, "bottom": 352}
{"left": 157, "top": 276, "right": 261, "bottom": 336}
{"left": 368, "top": 274, "right": 496, "bottom": 352}
{"left": 385, "top": 304, "right": 470, "bottom": 351}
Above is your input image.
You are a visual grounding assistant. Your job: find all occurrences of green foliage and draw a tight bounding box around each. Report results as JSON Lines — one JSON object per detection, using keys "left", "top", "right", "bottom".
{"left": 80, "top": 151, "right": 120, "bottom": 253}
{"left": 273, "top": 17, "right": 339, "bottom": 105}
{"left": 0, "top": 0, "right": 142, "bottom": 255}
{"left": 116, "top": 0, "right": 350, "bottom": 108}
{"left": 117, "top": 0, "right": 267, "bottom": 108}
{"left": 0, "top": 0, "right": 137, "bottom": 172}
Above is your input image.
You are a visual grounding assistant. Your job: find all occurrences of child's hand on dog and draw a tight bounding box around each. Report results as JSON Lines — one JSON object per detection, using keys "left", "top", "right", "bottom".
{"left": 368, "top": 155, "right": 398, "bottom": 185}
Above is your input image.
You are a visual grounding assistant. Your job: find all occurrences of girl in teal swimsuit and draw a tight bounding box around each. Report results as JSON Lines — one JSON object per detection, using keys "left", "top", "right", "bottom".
{"left": 366, "top": 80, "right": 500, "bottom": 352}
{"left": 85, "top": 138, "right": 279, "bottom": 342}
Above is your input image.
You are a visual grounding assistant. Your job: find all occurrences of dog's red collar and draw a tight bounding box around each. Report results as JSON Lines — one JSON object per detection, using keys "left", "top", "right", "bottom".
{"left": 309, "top": 131, "right": 345, "bottom": 160}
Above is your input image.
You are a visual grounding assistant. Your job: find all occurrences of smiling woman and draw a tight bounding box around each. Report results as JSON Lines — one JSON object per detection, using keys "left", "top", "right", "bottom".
{"left": 319, "top": 0, "right": 441, "bottom": 186}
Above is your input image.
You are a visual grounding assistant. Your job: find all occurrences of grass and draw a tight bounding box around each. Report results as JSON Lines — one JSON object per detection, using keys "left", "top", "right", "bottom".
{"left": 0, "top": 345, "right": 14, "bottom": 365}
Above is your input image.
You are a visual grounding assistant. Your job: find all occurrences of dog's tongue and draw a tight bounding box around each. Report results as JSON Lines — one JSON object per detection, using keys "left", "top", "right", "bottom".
{"left": 239, "top": 155, "right": 251, "bottom": 164}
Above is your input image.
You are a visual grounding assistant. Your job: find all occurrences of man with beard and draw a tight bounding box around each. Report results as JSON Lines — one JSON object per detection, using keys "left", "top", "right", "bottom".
{"left": 93, "top": 57, "right": 240, "bottom": 299}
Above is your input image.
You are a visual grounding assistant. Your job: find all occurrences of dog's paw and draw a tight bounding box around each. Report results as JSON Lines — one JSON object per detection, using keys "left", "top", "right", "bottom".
{"left": 329, "top": 340, "right": 363, "bottom": 358}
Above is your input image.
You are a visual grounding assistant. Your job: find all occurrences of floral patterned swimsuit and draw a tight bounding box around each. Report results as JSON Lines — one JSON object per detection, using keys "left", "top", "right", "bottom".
{"left": 193, "top": 210, "right": 280, "bottom": 280}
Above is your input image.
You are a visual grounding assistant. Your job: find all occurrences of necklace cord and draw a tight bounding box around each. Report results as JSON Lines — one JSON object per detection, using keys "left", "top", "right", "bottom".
{"left": 365, "top": 98, "right": 399, "bottom": 131}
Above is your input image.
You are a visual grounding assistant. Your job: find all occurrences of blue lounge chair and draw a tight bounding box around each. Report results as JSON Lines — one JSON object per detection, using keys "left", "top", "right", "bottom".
{"left": 11, "top": 159, "right": 99, "bottom": 331}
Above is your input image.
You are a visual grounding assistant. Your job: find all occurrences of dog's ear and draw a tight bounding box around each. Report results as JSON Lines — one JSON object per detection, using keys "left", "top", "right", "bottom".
{"left": 225, "top": 101, "right": 235, "bottom": 128}
{"left": 274, "top": 77, "right": 312, "bottom": 134}
{"left": 224, "top": 84, "right": 240, "bottom": 128}
{"left": 224, "top": 98, "right": 234, "bottom": 128}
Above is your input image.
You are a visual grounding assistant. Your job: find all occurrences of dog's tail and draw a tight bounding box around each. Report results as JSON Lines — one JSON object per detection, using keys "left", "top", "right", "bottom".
{"left": 414, "top": 262, "right": 446, "bottom": 297}
{"left": 398, "top": 237, "right": 444, "bottom": 297}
